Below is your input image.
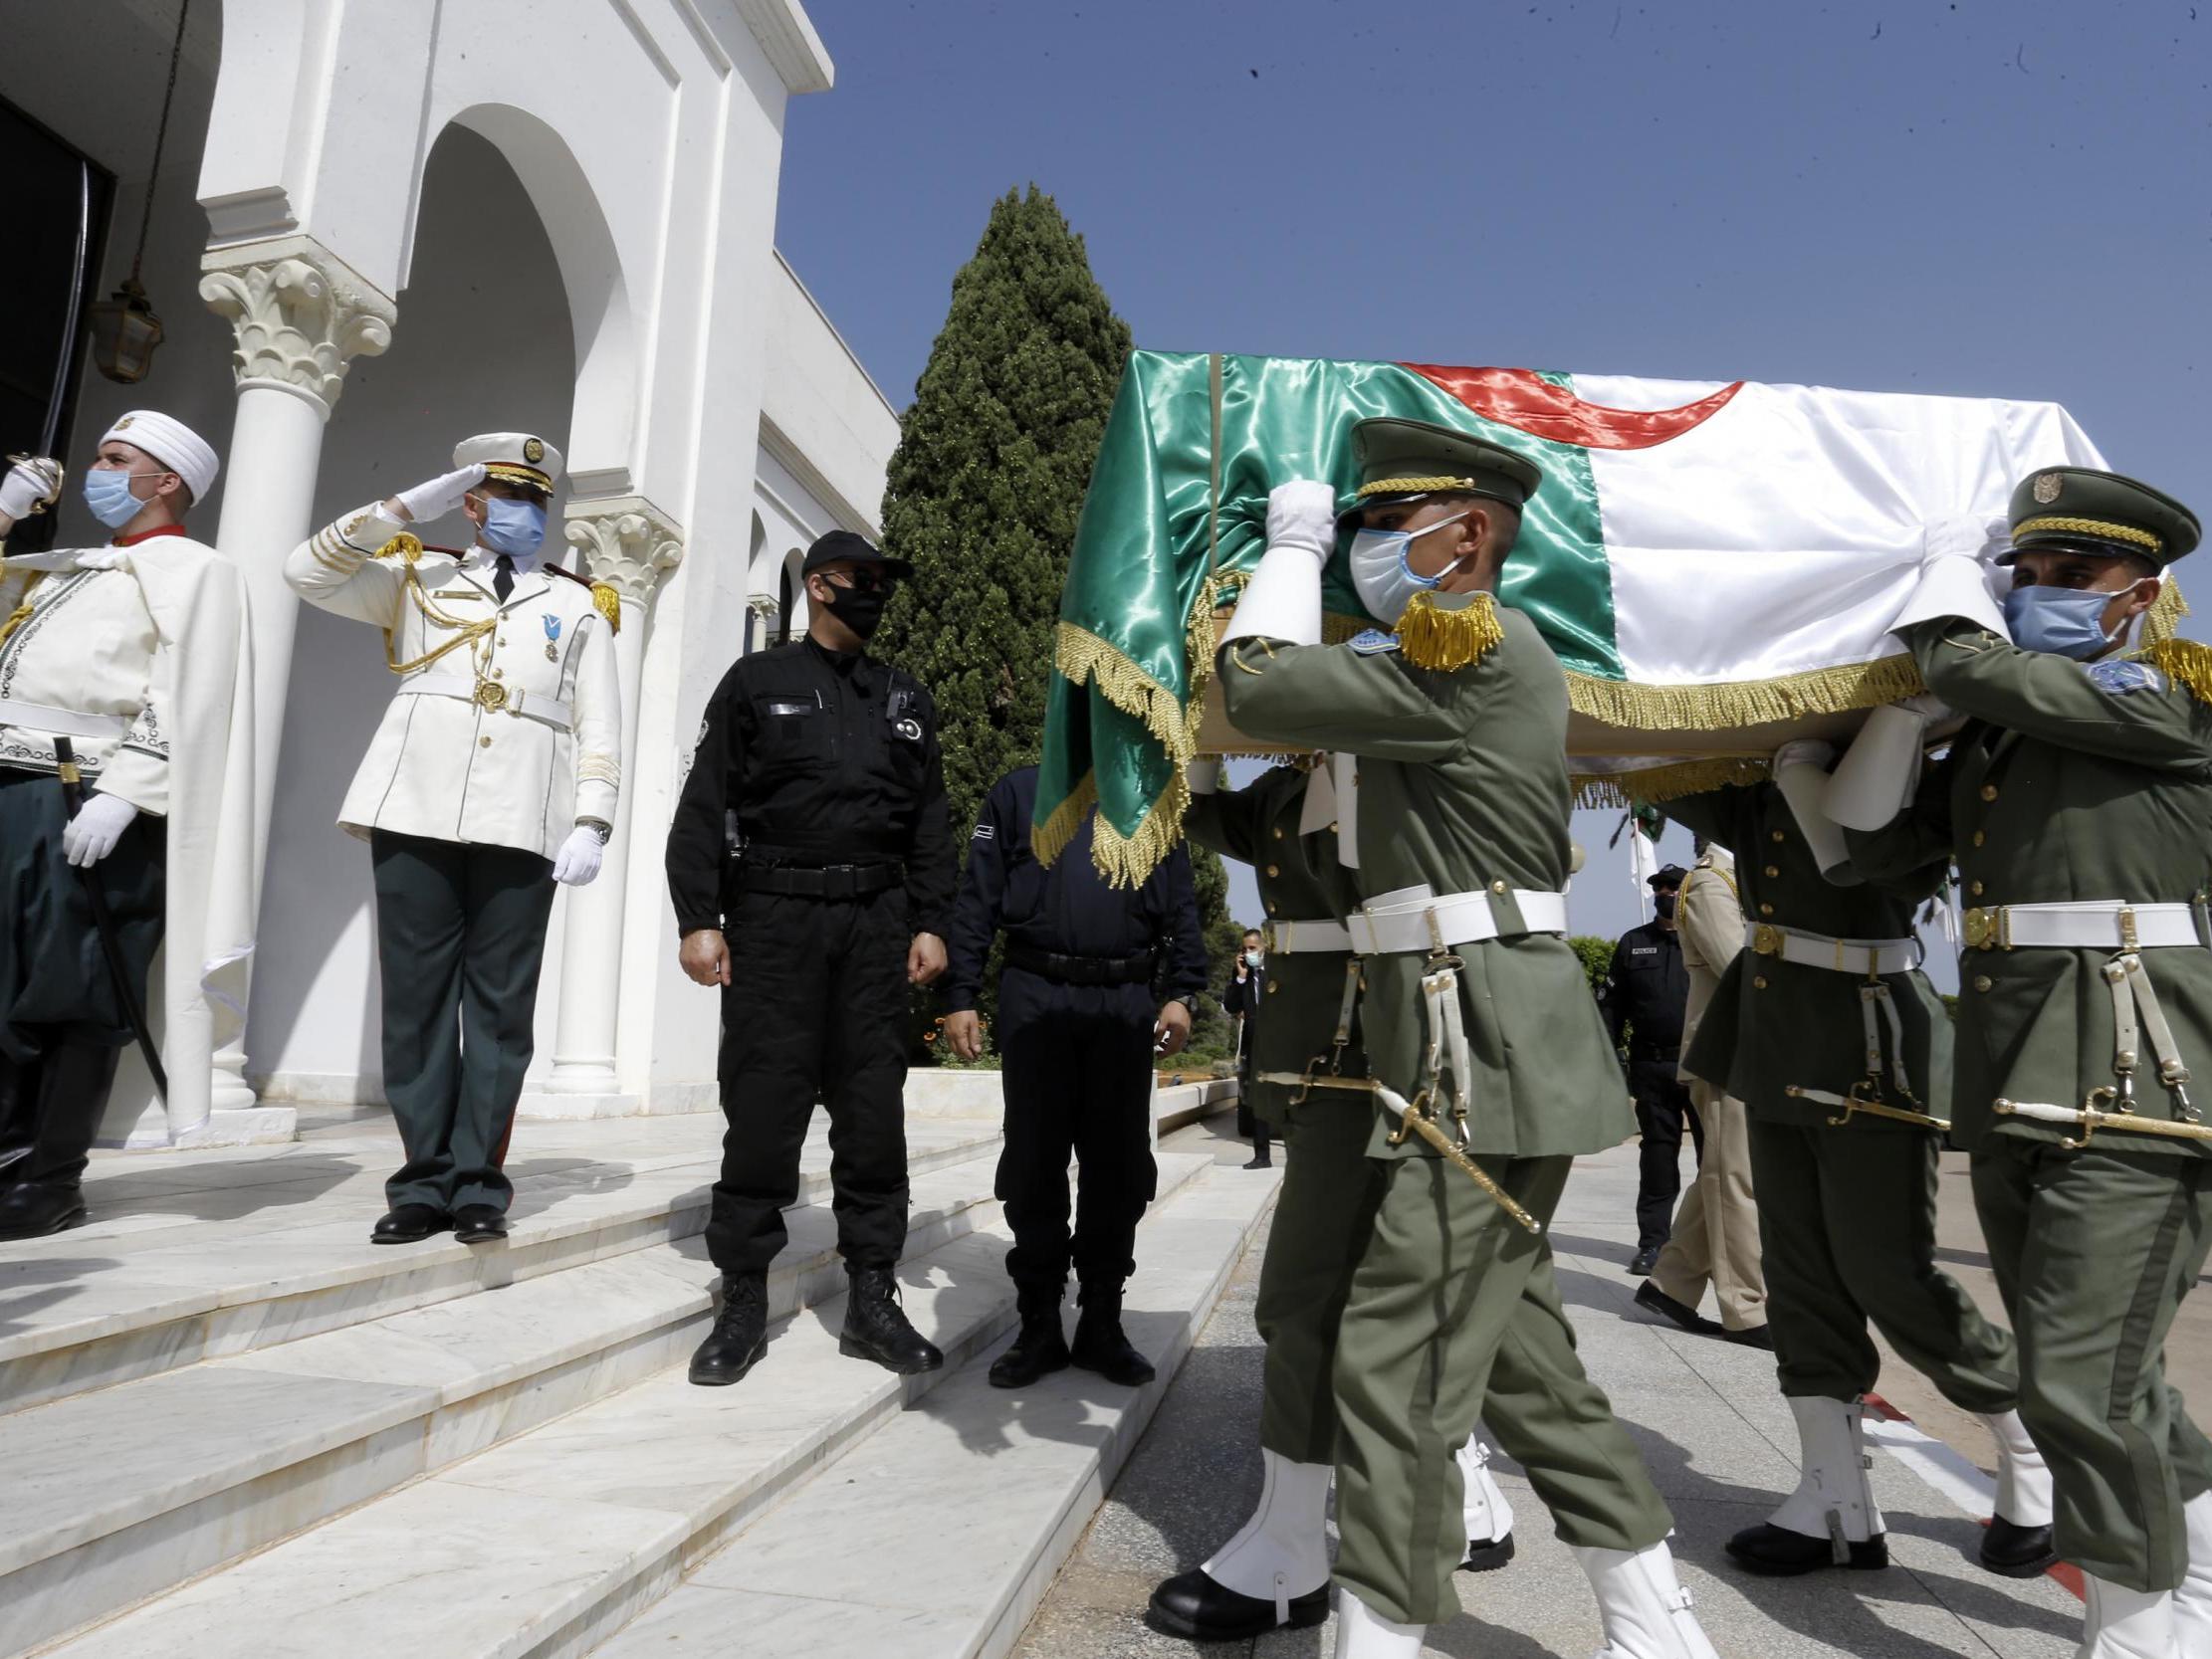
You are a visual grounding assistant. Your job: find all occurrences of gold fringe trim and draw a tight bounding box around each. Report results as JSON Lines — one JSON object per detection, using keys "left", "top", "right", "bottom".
{"left": 1027, "top": 763, "right": 1193, "bottom": 889}
{"left": 1564, "top": 652, "right": 1925, "bottom": 731}
{"left": 2143, "top": 575, "right": 2189, "bottom": 645}
{"left": 1054, "top": 621, "right": 1194, "bottom": 762}
{"left": 2140, "top": 637, "right": 2212, "bottom": 706}
{"left": 1395, "top": 591, "right": 1503, "bottom": 671}
{"left": 591, "top": 580, "right": 622, "bottom": 635}
{"left": 1572, "top": 755, "right": 1774, "bottom": 808}
{"left": 1029, "top": 768, "right": 1100, "bottom": 871}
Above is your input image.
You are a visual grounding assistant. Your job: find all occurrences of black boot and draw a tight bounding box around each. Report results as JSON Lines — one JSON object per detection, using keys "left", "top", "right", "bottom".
{"left": 0, "top": 1041, "right": 120, "bottom": 1241}
{"left": 989, "top": 1282, "right": 1071, "bottom": 1389}
{"left": 689, "top": 1272, "right": 770, "bottom": 1386}
{"left": 839, "top": 1265, "right": 943, "bottom": 1374}
{"left": 1070, "top": 1281, "right": 1155, "bottom": 1386}
{"left": 1979, "top": 1516, "right": 2059, "bottom": 1577}
{"left": 0, "top": 1048, "right": 44, "bottom": 1181}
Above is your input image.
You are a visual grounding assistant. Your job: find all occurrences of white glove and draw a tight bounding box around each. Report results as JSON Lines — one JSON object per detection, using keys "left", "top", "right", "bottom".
{"left": 551, "top": 824, "right": 605, "bottom": 886}
{"left": 1185, "top": 758, "right": 1222, "bottom": 796}
{"left": 1772, "top": 738, "right": 1836, "bottom": 773}
{"left": 392, "top": 463, "right": 488, "bottom": 523}
{"left": 1, "top": 458, "right": 62, "bottom": 523}
{"left": 1264, "top": 480, "right": 1340, "bottom": 563}
{"left": 63, "top": 792, "right": 139, "bottom": 868}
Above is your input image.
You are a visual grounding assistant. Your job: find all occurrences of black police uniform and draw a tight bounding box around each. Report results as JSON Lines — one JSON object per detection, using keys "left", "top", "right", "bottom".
{"left": 665, "top": 635, "right": 956, "bottom": 1280}
{"left": 943, "top": 766, "right": 1208, "bottom": 1313}
{"left": 1599, "top": 916, "right": 1705, "bottom": 1252}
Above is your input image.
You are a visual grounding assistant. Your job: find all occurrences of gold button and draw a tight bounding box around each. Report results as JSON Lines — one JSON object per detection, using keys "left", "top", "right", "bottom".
{"left": 1763, "top": 865, "right": 1779, "bottom": 878}
{"left": 1265, "top": 864, "right": 1280, "bottom": 878}
{"left": 1759, "top": 903, "right": 1774, "bottom": 916}
{"left": 1969, "top": 881, "right": 1984, "bottom": 897}
{"left": 1972, "top": 975, "right": 1993, "bottom": 992}
{"left": 1265, "top": 901, "right": 1277, "bottom": 916}
{"left": 479, "top": 735, "right": 493, "bottom": 748}
{"left": 1770, "top": 830, "right": 1785, "bottom": 843}
{"left": 492, "top": 668, "right": 504, "bottom": 680}
{"left": 1328, "top": 821, "right": 1339, "bottom": 834}
{"left": 1267, "top": 980, "right": 1280, "bottom": 995}
{"left": 1490, "top": 880, "right": 1507, "bottom": 895}
{"left": 1753, "top": 975, "right": 1768, "bottom": 989}
{"left": 1980, "top": 783, "right": 1999, "bottom": 801}
{"left": 499, "top": 636, "right": 508, "bottom": 646}
{"left": 1272, "top": 827, "right": 1284, "bottom": 840}
{"left": 1972, "top": 830, "right": 1986, "bottom": 847}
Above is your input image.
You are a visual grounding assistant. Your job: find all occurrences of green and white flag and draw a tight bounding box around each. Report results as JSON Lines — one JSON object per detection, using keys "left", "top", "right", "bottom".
{"left": 1038, "top": 350, "right": 2153, "bottom": 882}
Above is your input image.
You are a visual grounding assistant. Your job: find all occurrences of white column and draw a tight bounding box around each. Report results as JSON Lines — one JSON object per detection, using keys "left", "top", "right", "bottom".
{"left": 534, "top": 497, "right": 684, "bottom": 1110}
{"left": 746, "top": 591, "right": 777, "bottom": 653}
{"left": 197, "top": 237, "right": 394, "bottom": 1108}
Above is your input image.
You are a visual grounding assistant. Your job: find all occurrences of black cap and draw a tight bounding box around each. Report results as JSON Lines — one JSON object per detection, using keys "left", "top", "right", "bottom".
{"left": 1649, "top": 864, "right": 1689, "bottom": 890}
{"left": 801, "top": 529, "right": 913, "bottom": 579}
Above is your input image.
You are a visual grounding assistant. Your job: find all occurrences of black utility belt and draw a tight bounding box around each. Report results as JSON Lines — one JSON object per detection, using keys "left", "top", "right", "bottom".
{"left": 1005, "top": 940, "right": 1156, "bottom": 987}
{"left": 740, "top": 860, "right": 904, "bottom": 900}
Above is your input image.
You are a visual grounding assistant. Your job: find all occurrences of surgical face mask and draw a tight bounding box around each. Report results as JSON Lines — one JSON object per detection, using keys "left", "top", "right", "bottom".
{"left": 1654, "top": 893, "right": 1678, "bottom": 920}
{"left": 84, "top": 468, "right": 151, "bottom": 529}
{"left": 1243, "top": 948, "right": 1263, "bottom": 968}
{"left": 2002, "top": 582, "right": 2126, "bottom": 661}
{"left": 1348, "top": 511, "right": 1471, "bottom": 625}
{"left": 479, "top": 496, "right": 549, "bottom": 561}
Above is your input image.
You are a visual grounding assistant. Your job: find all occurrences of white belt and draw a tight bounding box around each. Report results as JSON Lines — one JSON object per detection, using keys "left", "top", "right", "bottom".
{"left": 1346, "top": 883, "right": 1570, "bottom": 955}
{"left": 1746, "top": 923, "right": 1916, "bottom": 976}
{"left": 1961, "top": 901, "right": 2201, "bottom": 951}
{"left": 395, "top": 672, "right": 572, "bottom": 729}
{"left": 1262, "top": 917, "right": 1353, "bottom": 954}
{"left": 0, "top": 699, "right": 128, "bottom": 740}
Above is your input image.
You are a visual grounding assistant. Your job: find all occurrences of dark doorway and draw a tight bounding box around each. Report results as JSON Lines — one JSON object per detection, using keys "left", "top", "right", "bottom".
{"left": 0, "top": 97, "right": 112, "bottom": 551}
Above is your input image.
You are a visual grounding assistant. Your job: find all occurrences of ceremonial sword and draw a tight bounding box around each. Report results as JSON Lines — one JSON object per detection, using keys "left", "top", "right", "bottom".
{"left": 51, "top": 737, "right": 166, "bottom": 1103}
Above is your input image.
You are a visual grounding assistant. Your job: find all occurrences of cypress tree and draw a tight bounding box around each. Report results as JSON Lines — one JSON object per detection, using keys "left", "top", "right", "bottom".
{"left": 877, "top": 185, "right": 1237, "bottom": 1054}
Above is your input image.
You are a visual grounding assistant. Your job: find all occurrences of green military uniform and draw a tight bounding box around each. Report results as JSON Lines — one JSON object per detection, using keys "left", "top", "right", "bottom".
{"left": 1668, "top": 783, "right": 2020, "bottom": 1414}
{"left": 1217, "top": 421, "right": 1673, "bottom": 1629}
{"left": 1850, "top": 469, "right": 2212, "bottom": 1598}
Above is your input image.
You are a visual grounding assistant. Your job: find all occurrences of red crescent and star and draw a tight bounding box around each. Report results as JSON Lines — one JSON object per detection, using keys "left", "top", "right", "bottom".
{"left": 1401, "top": 362, "right": 1744, "bottom": 451}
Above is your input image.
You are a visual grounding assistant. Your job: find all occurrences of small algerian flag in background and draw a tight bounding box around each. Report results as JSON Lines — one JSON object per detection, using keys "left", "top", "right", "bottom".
{"left": 1038, "top": 350, "right": 2134, "bottom": 885}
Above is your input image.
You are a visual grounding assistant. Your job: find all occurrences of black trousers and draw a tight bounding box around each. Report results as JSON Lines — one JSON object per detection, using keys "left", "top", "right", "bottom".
{"left": 370, "top": 831, "right": 556, "bottom": 1214}
{"left": 1630, "top": 1056, "right": 1703, "bottom": 1249}
{"left": 0, "top": 767, "right": 163, "bottom": 1186}
{"left": 707, "top": 887, "right": 912, "bottom": 1275}
{"left": 995, "top": 966, "right": 1159, "bottom": 1294}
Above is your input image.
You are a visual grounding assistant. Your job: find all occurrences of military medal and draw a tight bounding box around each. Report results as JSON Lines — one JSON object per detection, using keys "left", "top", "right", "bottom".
{"left": 545, "top": 613, "right": 561, "bottom": 661}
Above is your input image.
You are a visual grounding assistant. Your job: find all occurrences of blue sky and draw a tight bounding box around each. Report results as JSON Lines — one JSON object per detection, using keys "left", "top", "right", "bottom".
{"left": 775, "top": 0, "right": 2210, "bottom": 959}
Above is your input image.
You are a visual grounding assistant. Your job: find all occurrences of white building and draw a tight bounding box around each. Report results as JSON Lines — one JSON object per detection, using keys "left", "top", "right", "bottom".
{"left": 0, "top": 0, "right": 900, "bottom": 1143}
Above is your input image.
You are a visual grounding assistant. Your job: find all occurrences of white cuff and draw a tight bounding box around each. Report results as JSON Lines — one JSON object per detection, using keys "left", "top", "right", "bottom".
{"left": 1821, "top": 703, "right": 1928, "bottom": 832}
{"left": 1890, "top": 554, "right": 2009, "bottom": 639}
{"left": 1185, "top": 758, "right": 1222, "bottom": 796}
{"left": 1220, "top": 545, "right": 1323, "bottom": 649}
{"left": 1772, "top": 756, "right": 1860, "bottom": 884}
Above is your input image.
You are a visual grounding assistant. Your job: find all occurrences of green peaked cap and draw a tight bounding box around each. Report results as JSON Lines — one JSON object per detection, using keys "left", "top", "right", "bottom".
{"left": 1336, "top": 416, "right": 1545, "bottom": 524}
{"left": 2007, "top": 467, "right": 2201, "bottom": 567}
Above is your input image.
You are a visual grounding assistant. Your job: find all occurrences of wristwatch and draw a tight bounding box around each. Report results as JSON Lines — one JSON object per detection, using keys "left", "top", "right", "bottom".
{"left": 577, "top": 817, "right": 613, "bottom": 846}
{"left": 1173, "top": 993, "right": 1201, "bottom": 1017}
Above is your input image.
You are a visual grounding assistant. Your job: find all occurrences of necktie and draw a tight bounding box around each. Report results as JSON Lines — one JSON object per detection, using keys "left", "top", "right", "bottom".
{"left": 494, "top": 554, "right": 515, "bottom": 602}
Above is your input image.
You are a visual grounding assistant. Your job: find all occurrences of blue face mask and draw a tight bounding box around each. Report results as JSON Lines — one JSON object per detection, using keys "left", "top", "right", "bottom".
{"left": 1348, "top": 511, "right": 1471, "bottom": 625}
{"left": 479, "top": 496, "right": 548, "bottom": 561}
{"left": 83, "top": 469, "right": 149, "bottom": 530}
{"left": 2002, "top": 583, "right": 2123, "bottom": 660}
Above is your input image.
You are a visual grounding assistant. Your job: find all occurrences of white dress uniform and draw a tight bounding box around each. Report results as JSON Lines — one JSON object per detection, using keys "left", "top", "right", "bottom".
{"left": 284, "top": 503, "right": 620, "bottom": 857}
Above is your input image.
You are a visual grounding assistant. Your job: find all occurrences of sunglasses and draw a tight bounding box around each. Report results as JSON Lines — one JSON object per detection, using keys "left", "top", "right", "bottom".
{"left": 825, "top": 567, "right": 898, "bottom": 594}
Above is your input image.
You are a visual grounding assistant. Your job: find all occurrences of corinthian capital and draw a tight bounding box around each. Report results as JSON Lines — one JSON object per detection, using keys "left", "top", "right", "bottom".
{"left": 199, "top": 236, "right": 396, "bottom": 416}
{"left": 563, "top": 495, "right": 686, "bottom": 607}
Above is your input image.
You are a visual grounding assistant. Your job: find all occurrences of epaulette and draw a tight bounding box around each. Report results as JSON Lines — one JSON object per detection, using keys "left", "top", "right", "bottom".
{"left": 548, "top": 562, "right": 622, "bottom": 634}
{"left": 1393, "top": 590, "right": 1503, "bottom": 671}
{"left": 2138, "top": 637, "right": 2212, "bottom": 705}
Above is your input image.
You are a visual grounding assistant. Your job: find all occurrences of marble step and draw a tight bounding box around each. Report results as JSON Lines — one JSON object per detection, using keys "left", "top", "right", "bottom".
{"left": 26, "top": 1152, "right": 1235, "bottom": 1659}
{"left": 0, "top": 1116, "right": 1004, "bottom": 1416}
{"left": 0, "top": 1143, "right": 1048, "bottom": 1659}
{"left": 590, "top": 1159, "right": 1282, "bottom": 1659}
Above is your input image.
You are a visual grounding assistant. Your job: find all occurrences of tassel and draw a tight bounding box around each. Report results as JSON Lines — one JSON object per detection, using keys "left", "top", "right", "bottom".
{"left": 1395, "top": 590, "right": 1504, "bottom": 671}
{"left": 2142, "top": 637, "right": 2212, "bottom": 705}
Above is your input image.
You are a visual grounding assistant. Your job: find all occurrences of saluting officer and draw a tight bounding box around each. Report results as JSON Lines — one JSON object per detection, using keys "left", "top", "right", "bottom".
{"left": 1151, "top": 756, "right": 1523, "bottom": 1647}
{"left": 1199, "top": 418, "right": 1712, "bottom": 1659}
{"left": 940, "top": 764, "right": 1209, "bottom": 1392}
{"left": 1660, "top": 774, "right": 2048, "bottom": 1581}
{"left": 666, "top": 530, "right": 956, "bottom": 1389}
{"left": 0, "top": 413, "right": 245, "bottom": 1238}
{"left": 1851, "top": 470, "right": 2212, "bottom": 1654}
{"left": 287, "top": 434, "right": 622, "bottom": 1247}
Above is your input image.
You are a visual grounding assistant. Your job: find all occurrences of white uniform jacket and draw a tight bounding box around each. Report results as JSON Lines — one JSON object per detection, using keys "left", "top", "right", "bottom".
{"left": 0, "top": 531, "right": 207, "bottom": 815}
{"left": 286, "top": 503, "right": 620, "bottom": 860}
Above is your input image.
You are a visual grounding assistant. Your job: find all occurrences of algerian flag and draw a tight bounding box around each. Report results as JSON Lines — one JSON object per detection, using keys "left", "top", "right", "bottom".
{"left": 1038, "top": 350, "right": 2157, "bottom": 883}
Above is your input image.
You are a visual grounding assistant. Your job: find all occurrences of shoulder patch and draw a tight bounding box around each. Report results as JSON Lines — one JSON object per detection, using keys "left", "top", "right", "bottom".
{"left": 971, "top": 822, "right": 995, "bottom": 842}
{"left": 2085, "top": 659, "right": 2166, "bottom": 697}
{"left": 1347, "top": 628, "right": 1401, "bottom": 656}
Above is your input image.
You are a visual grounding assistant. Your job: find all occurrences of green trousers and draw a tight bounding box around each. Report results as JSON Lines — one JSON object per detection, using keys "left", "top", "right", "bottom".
{"left": 1971, "top": 1139, "right": 2212, "bottom": 1591}
{"left": 1325, "top": 1146, "right": 1673, "bottom": 1625}
{"left": 1748, "top": 1118, "right": 2019, "bottom": 1412}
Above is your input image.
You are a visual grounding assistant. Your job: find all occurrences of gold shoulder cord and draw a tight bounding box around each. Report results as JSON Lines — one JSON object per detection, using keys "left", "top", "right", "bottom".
{"left": 375, "top": 533, "right": 499, "bottom": 684}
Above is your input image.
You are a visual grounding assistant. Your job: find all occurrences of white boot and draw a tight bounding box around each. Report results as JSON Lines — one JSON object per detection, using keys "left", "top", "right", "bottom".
{"left": 2079, "top": 1573, "right": 2178, "bottom": 1658}
{"left": 1458, "top": 1431, "right": 1517, "bottom": 1557}
{"left": 1573, "top": 1540, "right": 1721, "bottom": 1659}
{"left": 2174, "top": 1491, "right": 2212, "bottom": 1653}
{"left": 1199, "top": 1449, "right": 1332, "bottom": 1617}
{"left": 1983, "top": 1410, "right": 2056, "bottom": 1527}
{"left": 1334, "top": 1587, "right": 1425, "bottom": 1659}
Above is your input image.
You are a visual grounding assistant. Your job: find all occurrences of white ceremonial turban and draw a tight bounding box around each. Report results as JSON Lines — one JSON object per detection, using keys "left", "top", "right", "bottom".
{"left": 103, "top": 410, "right": 220, "bottom": 504}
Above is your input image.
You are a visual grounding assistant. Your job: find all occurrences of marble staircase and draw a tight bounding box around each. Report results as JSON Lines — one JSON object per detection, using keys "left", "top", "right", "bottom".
{"left": 5, "top": 1110, "right": 1274, "bottom": 1659}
